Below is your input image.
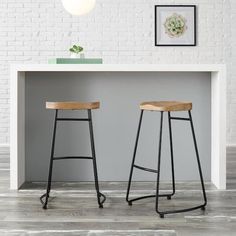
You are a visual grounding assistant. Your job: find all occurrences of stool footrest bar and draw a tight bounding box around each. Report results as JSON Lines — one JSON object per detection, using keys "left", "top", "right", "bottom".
{"left": 56, "top": 118, "right": 90, "bottom": 121}
{"left": 170, "top": 117, "right": 190, "bottom": 121}
{"left": 53, "top": 156, "right": 93, "bottom": 160}
{"left": 133, "top": 164, "right": 158, "bottom": 173}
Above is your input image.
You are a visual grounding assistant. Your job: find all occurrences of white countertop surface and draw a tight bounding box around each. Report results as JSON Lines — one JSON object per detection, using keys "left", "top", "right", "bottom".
{"left": 11, "top": 64, "right": 226, "bottom": 72}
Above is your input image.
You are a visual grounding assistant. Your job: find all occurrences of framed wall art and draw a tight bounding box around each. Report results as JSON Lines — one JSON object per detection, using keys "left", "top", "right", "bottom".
{"left": 155, "top": 5, "right": 196, "bottom": 46}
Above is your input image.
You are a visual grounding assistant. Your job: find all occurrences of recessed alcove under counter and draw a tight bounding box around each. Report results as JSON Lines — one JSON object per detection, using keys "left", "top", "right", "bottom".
{"left": 10, "top": 64, "right": 226, "bottom": 190}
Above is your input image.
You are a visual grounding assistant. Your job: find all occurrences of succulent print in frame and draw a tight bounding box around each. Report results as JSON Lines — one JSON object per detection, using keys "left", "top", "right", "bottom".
{"left": 155, "top": 5, "right": 196, "bottom": 46}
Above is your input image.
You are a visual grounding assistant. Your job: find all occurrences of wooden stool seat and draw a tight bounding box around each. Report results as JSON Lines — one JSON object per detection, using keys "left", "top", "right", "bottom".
{"left": 140, "top": 101, "right": 192, "bottom": 112}
{"left": 46, "top": 101, "right": 100, "bottom": 110}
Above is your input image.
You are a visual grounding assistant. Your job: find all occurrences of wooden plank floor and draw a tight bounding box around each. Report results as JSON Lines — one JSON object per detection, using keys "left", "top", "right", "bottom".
{"left": 0, "top": 150, "right": 236, "bottom": 235}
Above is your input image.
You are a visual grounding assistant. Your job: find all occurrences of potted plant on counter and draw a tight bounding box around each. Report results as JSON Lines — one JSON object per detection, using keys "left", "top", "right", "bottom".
{"left": 69, "top": 44, "right": 84, "bottom": 58}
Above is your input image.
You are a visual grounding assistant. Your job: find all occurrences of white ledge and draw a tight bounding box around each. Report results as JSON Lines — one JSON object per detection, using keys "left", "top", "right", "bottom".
{"left": 11, "top": 64, "right": 225, "bottom": 72}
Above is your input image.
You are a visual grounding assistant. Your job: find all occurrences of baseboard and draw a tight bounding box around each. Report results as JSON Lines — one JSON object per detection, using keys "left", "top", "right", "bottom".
{"left": 0, "top": 144, "right": 10, "bottom": 155}
{"left": 227, "top": 144, "right": 236, "bottom": 148}
{"left": 227, "top": 145, "right": 236, "bottom": 154}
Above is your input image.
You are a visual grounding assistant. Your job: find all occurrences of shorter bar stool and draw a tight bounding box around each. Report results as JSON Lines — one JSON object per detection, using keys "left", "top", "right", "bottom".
{"left": 126, "top": 101, "right": 207, "bottom": 218}
{"left": 40, "top": 101, "right": 106, "bottom": 209}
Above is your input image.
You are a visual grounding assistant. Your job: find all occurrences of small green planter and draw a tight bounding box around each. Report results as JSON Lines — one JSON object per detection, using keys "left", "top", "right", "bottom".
{"left": 48, "top": 58, "right": 103, "bottom": 64}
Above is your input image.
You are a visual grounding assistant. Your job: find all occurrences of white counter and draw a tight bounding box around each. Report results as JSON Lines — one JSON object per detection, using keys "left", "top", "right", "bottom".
{"left": 10, "top": 64, "right": 226, "bottom": 189}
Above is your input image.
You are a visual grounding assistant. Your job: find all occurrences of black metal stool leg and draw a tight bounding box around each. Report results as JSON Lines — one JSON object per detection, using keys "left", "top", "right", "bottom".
{"left": 155, "top": 111, "right": 164, "bottom": 218}
{"left": 167, "top": 112, "right": 175, "bottom": 200}
{"left": 188, "top": 110, "right": 207, "bottom": 209}
{"left": 40, "top": 109, "right": 58, "bottom": 209}
{"left": 126, "top": 110, "right": 144, "bottom": 205}
{"left": 88, "top": 109, "right": 106, "bottom": 208}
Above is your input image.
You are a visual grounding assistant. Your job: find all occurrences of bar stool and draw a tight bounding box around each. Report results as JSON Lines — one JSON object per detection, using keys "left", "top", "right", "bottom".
{"left": 126, "top": 101, "right": 207, "bottom": 218}
{"left": 40, "top": 101, "right": 106, "bottom": 209}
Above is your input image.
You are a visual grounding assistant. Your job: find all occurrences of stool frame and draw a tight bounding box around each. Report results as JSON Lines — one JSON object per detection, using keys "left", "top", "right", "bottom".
{"left": 40, "top": 109, "right": 106, "bottom": 209}
{"left": 126, "top": 109, "right": 207, "bottom": 218}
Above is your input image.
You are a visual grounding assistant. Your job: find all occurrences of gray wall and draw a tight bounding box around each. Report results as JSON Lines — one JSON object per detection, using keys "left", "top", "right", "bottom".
{"left": 25, "top": 72, "right": 211, "bottom": 182}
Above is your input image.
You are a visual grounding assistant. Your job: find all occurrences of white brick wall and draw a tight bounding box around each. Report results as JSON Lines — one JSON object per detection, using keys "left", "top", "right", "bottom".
{"left": 0, "top": 0, "right": 235, "bottom": 145}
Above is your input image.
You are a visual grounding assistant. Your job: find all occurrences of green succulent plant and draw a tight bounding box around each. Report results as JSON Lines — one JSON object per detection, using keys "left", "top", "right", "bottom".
{"left": 164, "top": 13, "right": 187, "bottom": 38}
{"left": 69, "top": 44, "right": 84, "bottom": 54}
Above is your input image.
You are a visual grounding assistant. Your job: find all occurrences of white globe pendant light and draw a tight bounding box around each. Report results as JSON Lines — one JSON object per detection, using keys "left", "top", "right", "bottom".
{"left": 61, "top": 0, "right": 96, "bottom": 16}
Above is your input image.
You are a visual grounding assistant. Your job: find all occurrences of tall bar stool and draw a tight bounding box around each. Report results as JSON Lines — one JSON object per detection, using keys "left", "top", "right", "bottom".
{"left": 40, "top": 101, "right": 106, "bottom": 209}
{"left": 126, "top": 101, "right": 207, "bottom": 218}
